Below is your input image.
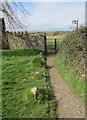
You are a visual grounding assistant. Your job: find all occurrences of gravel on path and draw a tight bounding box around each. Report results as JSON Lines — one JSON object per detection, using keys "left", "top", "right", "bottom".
{"left": 47, "top": 54, "right": 85, "bottom": 118}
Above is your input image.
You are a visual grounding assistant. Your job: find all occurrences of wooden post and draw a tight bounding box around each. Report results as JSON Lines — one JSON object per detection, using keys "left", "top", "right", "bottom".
{"left": 55, "top": 39, "right": 57, "bottom": 53}
{"left": 76, "top": 20, "right": 79, "bottom": 31}
{"left": 58, "top": 39, "right": 59, "bottom": 51}
{"left": 44, "top": 34, "right": 47, "bottom": 52}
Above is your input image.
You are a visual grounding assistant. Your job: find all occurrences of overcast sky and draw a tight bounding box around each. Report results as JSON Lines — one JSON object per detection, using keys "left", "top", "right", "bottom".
{"left": 6, "top": 0, "right": 86, "bottom": 31}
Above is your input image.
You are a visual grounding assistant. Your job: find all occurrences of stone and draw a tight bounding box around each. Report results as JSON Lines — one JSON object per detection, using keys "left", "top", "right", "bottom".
{"left": 31, "top": 87, "right": 37, "bottom": 94}
{"left": 78, "top": 105, "right": 81, "bottom": 108}
{"left": 81, "top": 74, "right": 85, "bottom": 77}
{"left": 35, "top": 72, "right": 42, "bottom": 77}
{"left": 31, "top": 87, "right": 39, "bottom": 100}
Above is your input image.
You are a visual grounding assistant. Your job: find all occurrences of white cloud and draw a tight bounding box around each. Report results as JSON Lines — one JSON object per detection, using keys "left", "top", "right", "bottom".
{"left": 6, "top": 2, "right": 85, "bottom": 31}
{"left": 7, "top": 0, "right": 86, "bottom": 2}
{"left": 28, "top": 2, "right": 85, "bottom": 31}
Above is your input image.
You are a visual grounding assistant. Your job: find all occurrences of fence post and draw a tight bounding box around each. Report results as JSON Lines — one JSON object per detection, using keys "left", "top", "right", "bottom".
{"left": 55, "top": 39, "right": 57, "bottom": 53}
{"left": 44, "top": 34, "right": 47, "bottom": 52}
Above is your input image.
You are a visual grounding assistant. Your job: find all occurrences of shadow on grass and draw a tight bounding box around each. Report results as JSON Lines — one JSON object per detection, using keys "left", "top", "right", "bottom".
{"left": 2, "top": 49, "right": 43, "bottom": 57}
{"left": 37, "top": 89, "right": 54, "bottom": 102}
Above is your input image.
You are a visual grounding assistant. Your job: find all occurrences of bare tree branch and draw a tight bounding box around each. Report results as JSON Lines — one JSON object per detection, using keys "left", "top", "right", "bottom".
{"left": 0, "top": 0, "right": 29, "bottom": 31}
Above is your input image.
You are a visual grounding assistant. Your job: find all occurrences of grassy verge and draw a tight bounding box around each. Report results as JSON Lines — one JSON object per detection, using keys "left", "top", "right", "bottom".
{"left": 2, "top": 49, "right": 56, "bottom": 118}
{"left": 55, "top": 54, "right": 86, "bottom": 104}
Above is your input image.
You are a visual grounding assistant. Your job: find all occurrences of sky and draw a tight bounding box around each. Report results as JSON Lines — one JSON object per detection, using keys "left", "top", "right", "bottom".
{"left": 6, "top": 0, "right": 86, "bottom": 31}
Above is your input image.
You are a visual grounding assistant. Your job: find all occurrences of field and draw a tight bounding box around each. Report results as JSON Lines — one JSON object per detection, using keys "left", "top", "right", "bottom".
{"left": 46, "top": 31, "right": 68, "bottom": 51}
{"left": 2, "top": 49, "right": 56, "bottom": 118}
{"left": 45, "top": 31, "right": 70, "bottom": 36}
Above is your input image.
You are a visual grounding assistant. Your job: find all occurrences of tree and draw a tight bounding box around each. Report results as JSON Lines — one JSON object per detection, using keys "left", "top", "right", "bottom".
{"left": 0, "top": 0, "right": 29, "bottom": 31}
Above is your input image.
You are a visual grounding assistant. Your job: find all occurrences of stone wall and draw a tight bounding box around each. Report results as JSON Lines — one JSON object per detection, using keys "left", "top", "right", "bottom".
{"left": 6, "top": 32, "right": 45, "bottom": 50}
{"left": 0, "top": 18, "right": 45, "bottom": 50}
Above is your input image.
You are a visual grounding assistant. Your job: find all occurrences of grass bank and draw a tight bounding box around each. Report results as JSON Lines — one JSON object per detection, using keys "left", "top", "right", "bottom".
{"left": 55, "top": 54, "right": 86, "bottom": 103}
{"left": 55, "top": 27, "right": 87, "bottom": 104}
{"left": 2, "top": 49, "right": 56, "bottom": 118}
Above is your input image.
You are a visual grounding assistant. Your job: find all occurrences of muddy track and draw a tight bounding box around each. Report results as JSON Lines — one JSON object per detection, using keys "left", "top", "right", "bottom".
{"left": 47, "top": 53, "right": 85, "bottom": 118}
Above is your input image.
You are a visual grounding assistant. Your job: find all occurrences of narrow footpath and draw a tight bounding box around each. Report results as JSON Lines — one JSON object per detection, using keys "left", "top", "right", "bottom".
{"left": 47, "top": 54, "right": 85, "bottom": 118}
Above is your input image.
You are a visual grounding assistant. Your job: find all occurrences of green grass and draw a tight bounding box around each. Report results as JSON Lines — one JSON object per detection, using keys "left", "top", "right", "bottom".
{"left": 45, "top": 31, "right": 70, "bottom": 35}
{"left": 2, "top": 49, "right": 56, "bottom": 118}
{"left": 46, "top": 35, "right": 63, "bottom": 51}
{"left": 47, "top": 36, "right": 64, "bottom": 41}
{"left": 55, "top": 27, "right": 87, "bottom": 105}
{"left": 55, "top": 54, "right": 86, "bottom": 104}
{"left": 46, "top": 32, "right": 69, "bottom": 51}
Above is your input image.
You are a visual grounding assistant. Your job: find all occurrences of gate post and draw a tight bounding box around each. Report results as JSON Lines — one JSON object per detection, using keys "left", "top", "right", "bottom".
{"left": 55, "top": 39, "right": 57, "bottom": 53}
{"left": 44, "top": 34, "right": 47, "bottom": 52}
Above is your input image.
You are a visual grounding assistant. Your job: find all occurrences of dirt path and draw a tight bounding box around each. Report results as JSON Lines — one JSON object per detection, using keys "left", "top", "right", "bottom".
{"left": 47, "top": 54, "right": 85, "bottom": 118}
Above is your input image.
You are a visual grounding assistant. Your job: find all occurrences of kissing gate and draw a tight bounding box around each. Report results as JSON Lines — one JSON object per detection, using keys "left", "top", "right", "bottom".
{"left": 44, "top": 35, "right": 59, "bottom": 53}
